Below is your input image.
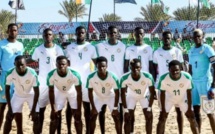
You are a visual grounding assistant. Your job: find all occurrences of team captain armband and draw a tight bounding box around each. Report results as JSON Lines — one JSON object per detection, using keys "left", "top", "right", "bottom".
{"left": 210, "top": 56, "right": 215, "bottom": 64}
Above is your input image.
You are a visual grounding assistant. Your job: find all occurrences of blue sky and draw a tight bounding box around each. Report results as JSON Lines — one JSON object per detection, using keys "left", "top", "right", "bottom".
{"left": 0, "top": 0, "right": 208, "bottom": 22}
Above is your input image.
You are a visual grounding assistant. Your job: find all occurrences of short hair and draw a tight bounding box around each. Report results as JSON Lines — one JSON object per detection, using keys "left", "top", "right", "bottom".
{"left": 56, "top": 55, "right": 68, "bottom": 62}
{"left": 108, "top": 25, "right": 117, "bottom": 31}
{"left": 76, "top": 26, "right": 86, "bottom": 33}
{"left": 43, "top": 28, "right": 52, "bottom": 34}
{"left": 168, "top": 60, "right": 181, "bottom": 68}
{"left": 15, "top": 55, "right": 25, "bottom": 62}
{"left": 96, "top": 56, "right": 107, "bottom": 65}
{"left": 193, "top": 29, "right": 203, "bottom": 35}
{"left": 130, "top": 58, "right": 141, "bottom": 67}
{"left": 162, "top": 31, "right": 172, "bottom": 37}
{"left": 134, "top": 27, "right": 144, "bottom": 32}
{"left": 8, "top": 23, "right": 18, "bottom": 30}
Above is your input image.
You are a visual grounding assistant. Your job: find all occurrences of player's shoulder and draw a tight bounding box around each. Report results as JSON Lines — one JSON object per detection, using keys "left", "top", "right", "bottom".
{"left": 6, "top": 67, "right": 15, "bottom": 76}
{"left": 96, "top": 40, "right": 106, "bottom": 46}
{"left": 87, "top": 71, "right": 97, "bottom": 79}
{"left": 47, "top": 69, "right": 57, "bottom": 77}
{"left": 117, "top": 40, "right": 126, "bottom": 47}
{"left": 68, "top": 68, "right": 81, "bottom": 77}
{"left": 108, "top": 71, "right": 119, "bottom": 80}
{"left": 120, "top": 72, "right": 131, "bottom": 80}
{"left": 159, "top": 72, "right": 169, "bottom": 81}
{"left": 142, "top": 71, "right": 153, "bottom": 79}
{"left": 181, "top": 71, "right": 192, "bottom": 80}
{"left": 27, "top": 67, "right": 37, "bottom": 76}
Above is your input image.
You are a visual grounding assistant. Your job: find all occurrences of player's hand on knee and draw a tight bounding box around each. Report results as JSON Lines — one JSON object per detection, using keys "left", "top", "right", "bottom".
{"left": 50, "top": 110, "right": 58, "bottom": 120}
{"left": 185, "top": 109, "right": 194, "bottom": 118}
{"left": 124, "top": 112, "right": 130, "bottom": 121}
{"left": 74, "top": 110, "right": 82, "bottom": 120}
{"left": 90, "top": 108, "right": 98, "bottom": 117}
{"left": 208, "top": 88, "right": 215, "bottom": 100}
{"left": 146, "top": 111, "right": 153, "bottom": 120}
{"left": 160, "top": 111, "right": 167, "bottom": 121}
{"left": 112, "top": 110, "right": 119, "bottom": 117}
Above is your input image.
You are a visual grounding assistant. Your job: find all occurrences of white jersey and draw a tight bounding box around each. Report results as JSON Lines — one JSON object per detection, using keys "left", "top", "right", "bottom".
{"left": 153, "top": 47, "right": 184, "bottom": 80}
{"left": 86, "top": 71, "right": 119, "bottom": 99}
{"left": 32, "top": 44, "right": 64, "bottom": 86}
{"left": 47, "top": 68, "right": 81, "bottom": 96}
{"left": 125, "top": 44, "right": 153, "bottom": 72}
{"left": 120, "top": 72, "right": 154, "bottom": 99}
{"left": 96, "top": 41, "right": 126, "bottom": 78}
{"left": 157, "top": 71, "right": 192, "bottom": 104}
{"left": 65, "top": 42, "right": 97, "bottom": 85}
{"left": 5, "top": 67, "right": 39, "bottom": 97}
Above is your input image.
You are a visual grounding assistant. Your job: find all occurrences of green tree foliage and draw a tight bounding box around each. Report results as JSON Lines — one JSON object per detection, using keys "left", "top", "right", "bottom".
{"left": 98, "top": 13, "right": 122, "bottom": 22}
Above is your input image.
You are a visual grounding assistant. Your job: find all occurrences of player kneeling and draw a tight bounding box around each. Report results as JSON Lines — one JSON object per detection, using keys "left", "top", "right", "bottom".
{"left": 121, "top": 59, "right": 155, "bottom": 134}
{"left": 4, "top": 56, "right": 40, "bottom": 134}
{"left": 48, "top": 56, "right": 83, "bottom": 134}
{"left": 156, "top": 60, "right": 199, "bottom": 134}
{"left": 87, "top": 56, "right": 121, "bottom": 134}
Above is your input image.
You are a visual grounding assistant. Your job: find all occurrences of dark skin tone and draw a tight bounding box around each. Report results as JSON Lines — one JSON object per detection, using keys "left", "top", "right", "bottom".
{"left": 153, "top": 33, "right": 184, "bottom": 134}
{"left": 4, "top": 58, "right": 40, "bottom": 134}
{"left": 0, "top": 25, "right": 19, "bottom": 130}
{"left": 124, "top": 28, "right": 155, "bottom": 132}
{"left": 66, "top": 28, "right": 96, "bottom": 134}
{"left": 121, "top": 62, "right": 155, "bottom": 134}
{"left": 49, "top": 59, "right": 82, "bottom": 134}
{"left": 124, "top": 28, "right": 155, "bottom": 77}
{"left": 189, "top": 31, "right": 215, "bottom": 133}
{"left": 157, "top": 65, "right": 199, "bottom": 134}
{"left": 89, "top": 61, "right": 121, "bottom": 134}
{"left": 98, "top": 27, "right": 124, "bottom": 134}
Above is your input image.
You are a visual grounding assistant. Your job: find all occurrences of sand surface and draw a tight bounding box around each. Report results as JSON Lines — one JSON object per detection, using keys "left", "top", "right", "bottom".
{"left": 0, "top": 100, "right": 213, "bottom": 134}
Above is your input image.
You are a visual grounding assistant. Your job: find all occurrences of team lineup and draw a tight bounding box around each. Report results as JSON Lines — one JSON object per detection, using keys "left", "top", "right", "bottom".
{"left": 0, "top": 23, "right": 215, "bottom": 134}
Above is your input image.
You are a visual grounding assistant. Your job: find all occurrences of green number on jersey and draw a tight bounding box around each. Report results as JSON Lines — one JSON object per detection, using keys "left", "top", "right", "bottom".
{"left": 46, "top": 57, "right": 50, "bottom": 64}
{"left": 166, "top": 60, "right": 169, "bottom": 67}
{"left": 78, "top": 53, "right": 82, "bottom": 60}
{"left": 111, "top": 55, "right": 115, "bottom": 62}
{"left": 62, "top": 86, "right": 66, "bottom": 91}
{"left": 102, "top": 87, "right": 105, "bottom": 93}
{"left": 138, "top": 55, "right": 141, "bottom": 61}
{"left": 195, "top": 61, "right": 197, "bottom": 68}
{"left": 134, "top": 89, "right": 141, "bottom": 94}
{"left": 173, "top": 89, "right": 180, "bottom": 96}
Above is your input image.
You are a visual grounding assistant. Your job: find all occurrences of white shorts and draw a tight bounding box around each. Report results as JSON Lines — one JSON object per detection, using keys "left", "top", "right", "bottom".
{"left": 39, "top": 86, "right": 50, "bottom": 108}
{"left": 126, "top": 95, "right": 149, "bottom": 110}
{"left": 82, "top": 87, "right": 89, "bottom": 102}
{"left": 11, "top": 94, "right": 39, "bottom": 113}
{"left": 55, "top": 89, "right": 77, "bottom": 111}
{"left": 164, "top": 101, "right": 188, "bottom": 113}
{"left": 94, "top": 96, "right": 115, "bottom": 113}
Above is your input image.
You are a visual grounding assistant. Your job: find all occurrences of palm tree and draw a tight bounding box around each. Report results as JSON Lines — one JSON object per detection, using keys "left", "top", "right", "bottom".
{"left": 137, "top": 4, "right": 172, "bottom": 21}
{"left": 0, "top": 10, "right": 15, "bottom": 39}
{"left": 98, "top": 13, "right": 122, "bottom": 22}
{"left": 58, "top": 0, "right": 88, "bottom": 22}
{"left": 173, "top": 3, "right": 215, "bottom": 20}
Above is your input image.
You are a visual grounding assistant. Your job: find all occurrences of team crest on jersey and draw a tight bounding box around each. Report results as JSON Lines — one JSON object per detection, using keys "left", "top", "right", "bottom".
{"left": 172, "top": 54, "right": 176, "bottom": 59}
{"left": 141, "top": 81, "right": 145, "bottom": 86}
{"left": 117, "top": 48, "right": 121, "bottom": 53}
{"left": 179, "top": 83, "right": 184, "bottom": 88}
{"left": 199, "top": 49, "right": 204, "bottom": 54}
{"left": 105, "top": 83, "right": 110, "bottom": 87}
{"left": 143, "top": 49, "right": 147, "bottom": 53}
{"left": 84, "top": 47, "right": 88, "bottom": 51}
{"left": 25, "top": 80, "right": 30, "bottom": 84}
{"left": 12, "top": 48, "right": 18, "bottom": 55}
{"left": 67, "top": 79, "right": 72, "bottom": 84}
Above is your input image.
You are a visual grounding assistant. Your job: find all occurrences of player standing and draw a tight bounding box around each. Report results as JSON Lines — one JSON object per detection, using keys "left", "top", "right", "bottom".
{"left": 188, "top": 29, "right": 215, "bottom": 133}
{"left": 121, "top": 59, "right": 155, "bottom": 134}
{"left": 156, "top": 60, "right": 199, "bottom": 134}
{"left": 96, "top": 25, "right": 126, "bottom": 133}
{"left": 65, "top": 26, "right": 97, "bottom": 134}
